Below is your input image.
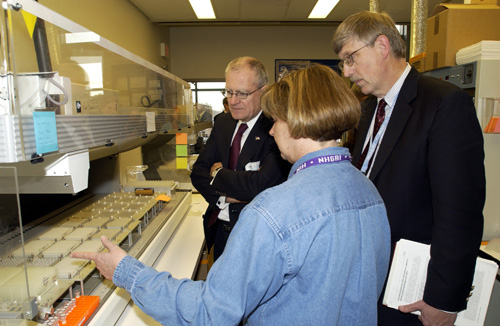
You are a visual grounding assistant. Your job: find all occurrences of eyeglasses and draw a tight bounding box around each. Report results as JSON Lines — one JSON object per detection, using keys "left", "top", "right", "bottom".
{"left": 338, "top": 43, "right": 370, "bottom": 72}
{"left": 225, "top": 85, "right": 264, "bottom": 100}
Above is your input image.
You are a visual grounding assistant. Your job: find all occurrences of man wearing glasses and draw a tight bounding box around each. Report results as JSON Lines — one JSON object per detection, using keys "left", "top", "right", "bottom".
{"left": 332, "top": 11, "right": 485, "bottom": 326}
{"left": 191, "top": 56, "right": 290, "bottom": 261}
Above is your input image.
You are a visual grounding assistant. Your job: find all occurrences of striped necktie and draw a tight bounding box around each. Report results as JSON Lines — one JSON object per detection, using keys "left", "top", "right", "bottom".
{"left": 356, "top": 99, "right": 387, "bottom": 171}
{"left": 228, "top": 123, "right": 248, "bottom": 171}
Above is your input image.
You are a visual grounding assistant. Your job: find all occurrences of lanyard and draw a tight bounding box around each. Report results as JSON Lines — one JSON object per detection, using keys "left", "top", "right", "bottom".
{"left": 360, "top": 102, "right": 394, "bottom": 174}
{"left": 294, "top": 154, "right": 351, "bottom": 175}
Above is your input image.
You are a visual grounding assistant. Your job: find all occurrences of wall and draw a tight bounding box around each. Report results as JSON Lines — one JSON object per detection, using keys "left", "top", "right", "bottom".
{"left": 170, "top": 25, "right": 339, "bottom": 82}
{"left": 34, "top": 2, "right": 340, "bottom": 83}
{"left": 40, "top": 0, "right": 169, "bottom": 68}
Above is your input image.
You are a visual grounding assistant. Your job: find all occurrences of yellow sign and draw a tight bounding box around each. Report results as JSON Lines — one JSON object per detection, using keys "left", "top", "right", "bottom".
{"left": 21, "top": 10, "right": 37, "bottom": 39}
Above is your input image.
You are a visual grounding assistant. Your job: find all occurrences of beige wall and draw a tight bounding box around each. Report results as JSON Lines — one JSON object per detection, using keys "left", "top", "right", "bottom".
{"left": 169, "top": 25, "right": 339, "bottom": 82}
{"left": 41, "top": 0, "right": 169, "bottom": 68}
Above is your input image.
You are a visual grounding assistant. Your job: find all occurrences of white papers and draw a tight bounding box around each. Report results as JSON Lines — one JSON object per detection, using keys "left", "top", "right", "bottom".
{"left": 456, "top": 41, "right": 500, "bottom": 65}
{"left": 383, "top": 239, "right": 498, "bottom": 326}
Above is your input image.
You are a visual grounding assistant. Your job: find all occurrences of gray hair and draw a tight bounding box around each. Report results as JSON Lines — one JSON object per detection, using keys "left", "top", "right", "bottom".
{"left": 225, "top": 56, "right": 268, "bottom": 87}
{"left": 332, "top": 11, "right": 406, "bottom": 59}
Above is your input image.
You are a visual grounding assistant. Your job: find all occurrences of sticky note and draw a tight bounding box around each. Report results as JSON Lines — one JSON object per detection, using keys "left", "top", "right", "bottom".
{"left": 146, "top": 112, "right": 156, "bottom": 132}
{"left": 176, "top": 157, "right": 188, "bottom": 169}
{"left": 155, "top": 195, "right": 171, "bottom": 203}
{"left": 494, "top": 118, "right": 500, "bottom": 133}
{"left": 33, "top": 111, "right": 59, "bottom": 154}
{"left": 176, "top": 133, "right": 188, "bottom": 144}
{"left": 176, "top": 145, "right": 188, "bottom": 157}
{"left": 485, "top": 117, "right": 499, "bottom": 133}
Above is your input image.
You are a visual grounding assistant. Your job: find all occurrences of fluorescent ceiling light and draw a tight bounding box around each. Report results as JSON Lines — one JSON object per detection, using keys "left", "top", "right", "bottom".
{"left": 189, "top": 0, "right": 216, "bottom": 19}
{"left": 308, "top": 0, "right": 340, "bottom": 19}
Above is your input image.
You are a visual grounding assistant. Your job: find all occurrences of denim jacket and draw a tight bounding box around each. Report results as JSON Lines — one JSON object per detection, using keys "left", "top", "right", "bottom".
{"left": 114, "top": 146, "right": 391, "bottom": 325}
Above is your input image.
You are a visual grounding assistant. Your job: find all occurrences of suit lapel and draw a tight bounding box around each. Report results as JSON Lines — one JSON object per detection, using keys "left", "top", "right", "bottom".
{"left": 369, "top": 68, "right": 420, "bottom": 181}
{"left": 353, "top": 96, "right": 377, "bottom": 163}
{"left": 237, "top": 114, "right": 271, "bottom": 170}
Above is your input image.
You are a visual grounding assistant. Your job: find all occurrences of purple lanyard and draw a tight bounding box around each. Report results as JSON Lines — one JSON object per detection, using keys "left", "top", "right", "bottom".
{"left": 294, "top": 154, "right": 351, "bottom": 175}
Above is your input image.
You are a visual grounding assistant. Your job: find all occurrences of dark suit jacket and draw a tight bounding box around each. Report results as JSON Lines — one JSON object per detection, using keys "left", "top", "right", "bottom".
{"left": 190, "top": 112, "right": 290, "bottom": 249}
{"left": 352, "top": 68, "right": 485, "bottom": 318}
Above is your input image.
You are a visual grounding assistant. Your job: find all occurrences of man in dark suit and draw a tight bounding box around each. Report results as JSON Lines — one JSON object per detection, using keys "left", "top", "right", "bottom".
{"left": 214, "top": 97, "right": 229, "bottom": 122}
{"left": 332, "top": 11, "right": 485, "bottom": 326}
{"left": 190, "top": 56, "right": 290, "bottom": 261}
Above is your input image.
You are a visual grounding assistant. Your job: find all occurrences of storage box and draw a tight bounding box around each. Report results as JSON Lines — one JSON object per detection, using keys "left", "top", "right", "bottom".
{"left": 409, "top": 52, "right": 426, "bottom": 72}
{"left": 425, "top": 4, "right": 500, "bottom": 71}
{"left": 464, "top": 0, "right": 500, "bottom": 6}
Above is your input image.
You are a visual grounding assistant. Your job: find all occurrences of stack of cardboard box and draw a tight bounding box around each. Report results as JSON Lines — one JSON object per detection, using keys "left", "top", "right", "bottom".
{"left": 410, "top": 2, "right": 500, "bottom": 72}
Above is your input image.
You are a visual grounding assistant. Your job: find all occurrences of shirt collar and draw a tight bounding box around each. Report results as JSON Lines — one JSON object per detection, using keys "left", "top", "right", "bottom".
{"left": 237, "top": 110, "right": 262, "bottom": 132}
{"left": 381, "top": 63, "right": 411, "bottom": 108}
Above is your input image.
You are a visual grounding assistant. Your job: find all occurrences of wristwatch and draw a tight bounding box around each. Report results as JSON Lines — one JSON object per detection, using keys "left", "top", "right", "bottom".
{"left": 211, "top": 167, "right": 222, "bottom": 178}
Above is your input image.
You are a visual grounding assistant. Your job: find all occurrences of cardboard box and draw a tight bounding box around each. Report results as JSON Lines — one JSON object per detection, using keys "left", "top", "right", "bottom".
{"left": 464, "top": 0, "right": 500, "bottom": 6}
{"left": 425, "top": 4, "right": 500, "bottom": 71}
{"left": 409, "top": 52, "right": 426, "bottom": 72}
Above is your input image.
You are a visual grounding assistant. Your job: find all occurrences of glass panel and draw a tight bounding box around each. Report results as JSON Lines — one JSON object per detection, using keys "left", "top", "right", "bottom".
{"left": 197, "top": 91, "right": 226, "bottom": 118}
{"left": 0, "top": 0, "right": 194, "bottom": 163}
{"left": 0, "top": 166, "right": 34, "bottom": 319}
{"left": 0, "top": 3, "right": 201, "bottom": 324}
{"left": 6, "top": 7, "right": 189, "bottom": 117}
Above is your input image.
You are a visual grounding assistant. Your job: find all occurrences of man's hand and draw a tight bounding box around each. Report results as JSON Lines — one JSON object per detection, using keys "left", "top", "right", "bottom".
{"left": 399, "top": 300, "right": 457, "bottom": 326}
{"left": 70, "top": 236, "right": 127, "bottom": 280}
{"left": 210, "top": 162, "right": 247, "bottom": 203}
{"left": 210, "top": 162, "right": 223, "bottom": 177}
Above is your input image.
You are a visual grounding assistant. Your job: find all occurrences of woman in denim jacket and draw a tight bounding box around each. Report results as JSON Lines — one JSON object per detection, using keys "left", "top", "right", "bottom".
{"left": 72, "top": 64, "right": 391, "bottom": 326}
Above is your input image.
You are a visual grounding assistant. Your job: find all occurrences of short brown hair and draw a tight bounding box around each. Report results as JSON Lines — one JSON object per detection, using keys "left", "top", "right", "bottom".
{"left": 332, "top": 11, "right": 406, "bottom": 59}
{"left": 261, "top": 64, "right": 360, "bottom": 141}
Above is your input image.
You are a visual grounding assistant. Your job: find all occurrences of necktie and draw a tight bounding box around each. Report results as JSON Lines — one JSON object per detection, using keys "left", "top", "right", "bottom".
{"left": 228, "top": 123, "right": 248, "bottom": 171}
{"left": 207, "top": 123, "right": 248, "bottom": 228}
{"left": 356, "top": 99, "right": 387, "bottom": 170}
